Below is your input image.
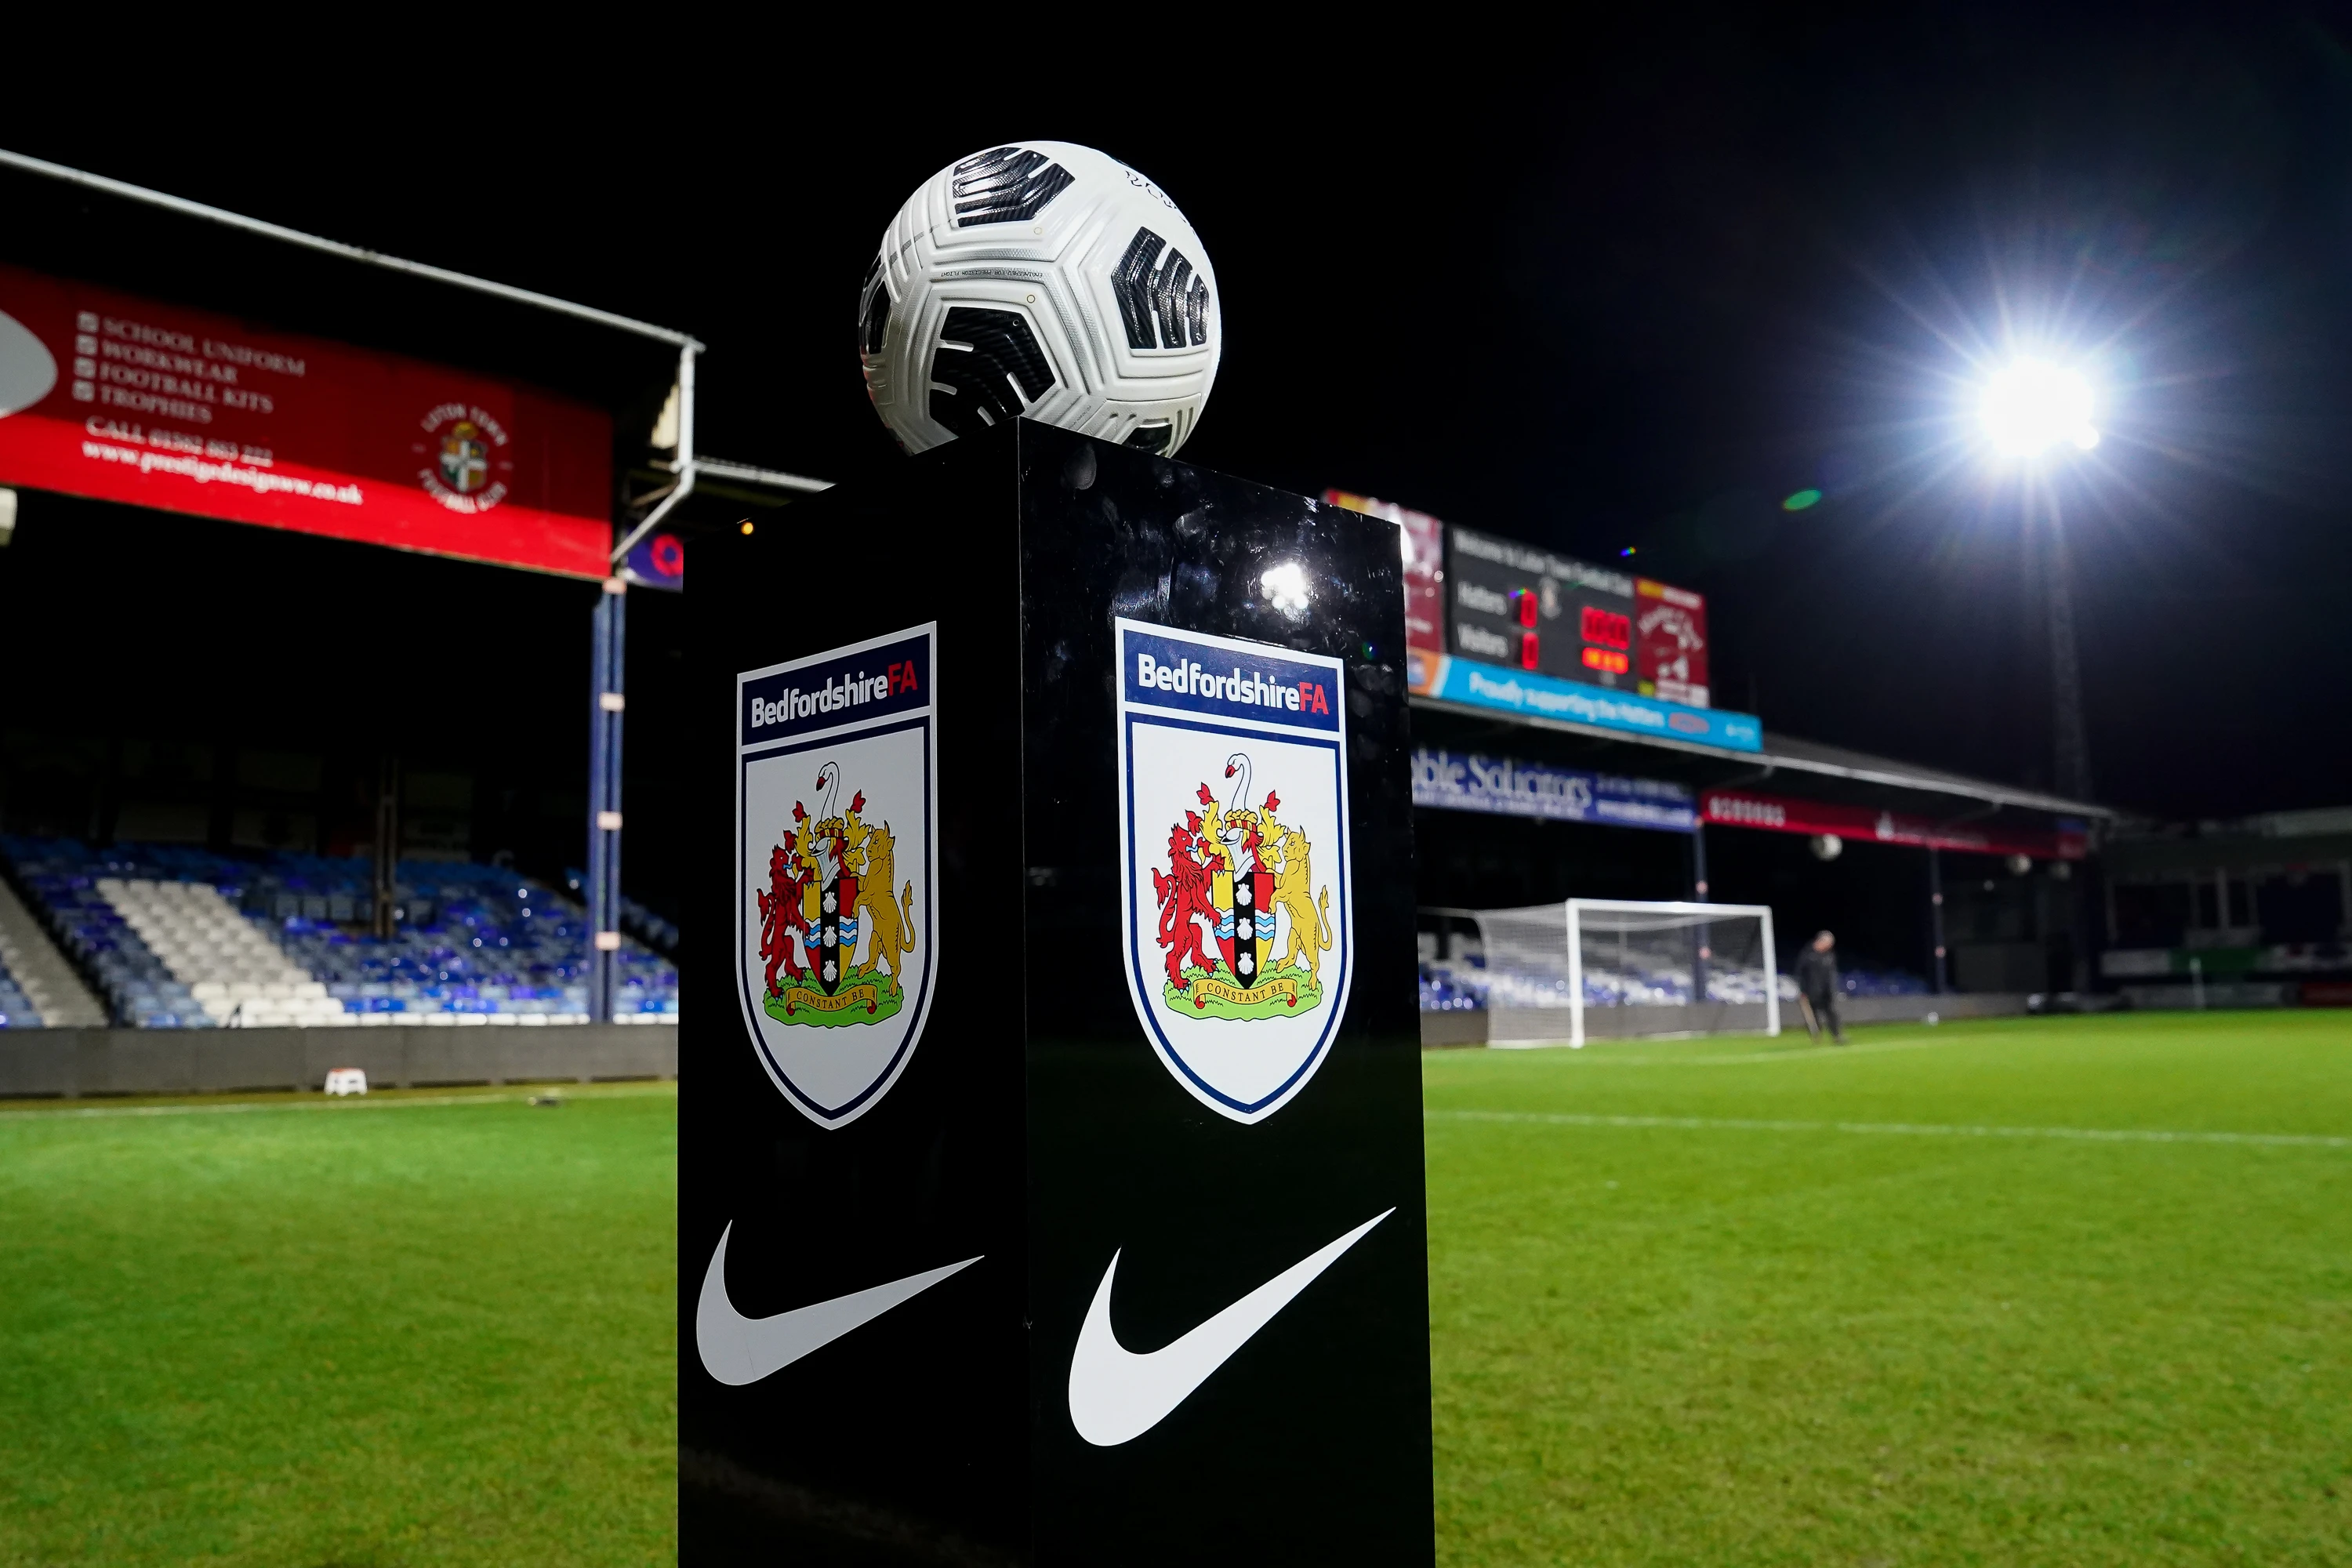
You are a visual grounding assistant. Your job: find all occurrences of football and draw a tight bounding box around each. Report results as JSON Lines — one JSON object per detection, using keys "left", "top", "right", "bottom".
{"left": 859, "top": 142, "right": 1221, "bottom": 457}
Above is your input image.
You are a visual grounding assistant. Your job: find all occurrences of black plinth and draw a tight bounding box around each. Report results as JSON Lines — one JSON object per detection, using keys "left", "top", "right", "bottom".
{"left": 681, "top": 421, "right": 1432, "bottom": 1566}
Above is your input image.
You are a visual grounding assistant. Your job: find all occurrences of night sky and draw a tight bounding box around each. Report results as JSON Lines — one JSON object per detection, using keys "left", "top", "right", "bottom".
{"left": 6, "top": 10, "right": 2350, "bottom": 821}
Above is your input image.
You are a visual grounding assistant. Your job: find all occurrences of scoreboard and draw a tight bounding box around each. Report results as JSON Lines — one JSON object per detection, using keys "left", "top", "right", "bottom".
{"left": 1323, "top": 491, "right": 1715, "bottom": 711}
{"left": 1446, "top": 524, "right": 1711, "bottom": 707}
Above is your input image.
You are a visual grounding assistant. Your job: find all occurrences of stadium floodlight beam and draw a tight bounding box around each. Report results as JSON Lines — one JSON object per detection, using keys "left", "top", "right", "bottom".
{"left": 1980, "top": 357, "right": 2099, "bottom": 457}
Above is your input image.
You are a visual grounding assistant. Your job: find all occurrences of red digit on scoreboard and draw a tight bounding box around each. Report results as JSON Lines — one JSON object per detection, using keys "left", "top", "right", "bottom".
{"left": 1580, "top": 606, "right": 1631, "bottom": 650}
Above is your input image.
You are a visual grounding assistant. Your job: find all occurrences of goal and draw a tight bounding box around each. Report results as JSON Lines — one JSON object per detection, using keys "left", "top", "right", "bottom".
{"left": 1469, "top": 899, "right": 1781, "bottom": 1047}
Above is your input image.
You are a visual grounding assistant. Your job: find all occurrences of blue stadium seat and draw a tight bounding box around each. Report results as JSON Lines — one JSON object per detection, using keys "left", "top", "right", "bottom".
{"left": 0, "top": 835, "right": 680, "bottom": 1029}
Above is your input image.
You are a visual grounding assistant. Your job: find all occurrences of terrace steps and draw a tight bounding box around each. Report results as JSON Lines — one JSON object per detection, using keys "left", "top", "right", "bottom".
{"left": 0, "top": 876, "right": 108, "bottom": 1027}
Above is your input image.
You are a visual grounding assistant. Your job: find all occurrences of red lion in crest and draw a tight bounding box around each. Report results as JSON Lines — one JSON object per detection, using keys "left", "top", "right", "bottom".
{"left": 756, "top": 830, "right": 812, "bottom": 995}
{"left": 1150, "top": 814, "right": 1222, "bottom": 989}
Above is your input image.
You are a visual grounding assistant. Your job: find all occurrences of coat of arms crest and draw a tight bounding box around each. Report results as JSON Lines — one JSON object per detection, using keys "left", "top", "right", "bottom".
{"left": 735, "top": 625, "right": 938, "bottom": 1130}
{"left": 1116, "top": 618, "right": 1353, "bottom": 1123}
{"left": 416, "top": 402, "right": 511, "bottom": 514}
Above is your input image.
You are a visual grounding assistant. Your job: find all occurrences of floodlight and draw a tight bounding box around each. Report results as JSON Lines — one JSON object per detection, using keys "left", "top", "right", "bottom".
{"left": 1980, "top": 358, "right": 2099, "bottom": 456}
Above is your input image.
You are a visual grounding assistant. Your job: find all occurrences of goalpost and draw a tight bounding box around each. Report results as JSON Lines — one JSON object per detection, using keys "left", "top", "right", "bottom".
{"left": 1469, "top": 899, "right": 1781, "bottom": 1047}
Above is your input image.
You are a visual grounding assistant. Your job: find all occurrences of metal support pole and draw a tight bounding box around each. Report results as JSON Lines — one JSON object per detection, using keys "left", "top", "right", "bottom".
{"left": 2074, "top": 852, "right": 2101, "bottom": 994}
{"left": 611, "top": 343, "right": 700, "bottom": 567}
{"left": 2046, "top": 505, "right": 2093, "bottom": 803}
{"left": 1928, "top": 846, "right": 1948, "bottom": 995}
{"left": 587, "top": 579, "right": 627, "bottom": 1022}
{"left": 372, "top": 755, "right": 400, "bottom": 939}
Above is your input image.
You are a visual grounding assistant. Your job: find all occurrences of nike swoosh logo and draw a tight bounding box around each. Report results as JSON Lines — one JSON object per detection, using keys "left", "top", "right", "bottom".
{"left": 1066, "top": 1207, "right": 1393, "bottom": 1446}
{"left": 695, "top": 1220, "right": 982, "bottom": 1387}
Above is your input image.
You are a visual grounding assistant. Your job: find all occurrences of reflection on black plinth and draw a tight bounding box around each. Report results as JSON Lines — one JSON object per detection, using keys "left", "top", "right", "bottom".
{"left": 683, "top": 422, "right": 1430, "bottom": 1565}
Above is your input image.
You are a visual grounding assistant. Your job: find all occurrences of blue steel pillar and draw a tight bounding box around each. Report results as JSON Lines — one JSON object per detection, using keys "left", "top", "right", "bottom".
{"left": 587, "top": 578, "right": 627, "bottom": 1022}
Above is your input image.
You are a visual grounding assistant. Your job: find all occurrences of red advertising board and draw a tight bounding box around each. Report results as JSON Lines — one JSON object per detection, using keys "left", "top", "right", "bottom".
{"left": 1325, "top": 488, "right": 1447, "bottom": 693}
{"left": 1702, "top": 788, "right": 2088, "bottom": 860}
{"left": 0, "top": 264, "right": 612, "bottom": 577}
{"left": 1635, "top": 577, "right": 1708, "bottom": 706}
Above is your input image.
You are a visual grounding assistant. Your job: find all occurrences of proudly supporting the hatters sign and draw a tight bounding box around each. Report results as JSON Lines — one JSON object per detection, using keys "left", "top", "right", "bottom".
{"left": 1115, "top": 619, "right": 1353, "bottom": 1124}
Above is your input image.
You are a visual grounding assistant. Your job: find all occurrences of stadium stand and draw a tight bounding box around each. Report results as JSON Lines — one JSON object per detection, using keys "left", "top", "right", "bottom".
{"left": 565, "top": 870, "right": 680, "bottom": 957}
{"left": 0, "top": 885, "right": 42, "bottom": 1026}
{"left": 0, "top": 836, "right": 679, "bottom": 1029}
{"left": 1418, "top": 960, "right": 1489, "bottom": 1013}
{"left": 101, "top": 877, "right": 342, "bottom": 1028}
{"left": 0, "top": 874, "right": 109, "bottom": 1029}
{"left": 0, "top": 954, "right": 36, "bottom": 1028}
{"left": 620, "top": 897, "right": 681, "bottom": 956}
{"left": 1417, "top": 953, "right": 1925, "bottom": 1014}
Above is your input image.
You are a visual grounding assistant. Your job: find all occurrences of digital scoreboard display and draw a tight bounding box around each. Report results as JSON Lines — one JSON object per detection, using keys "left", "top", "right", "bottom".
{"left": 1324, "top": 491, "right": 1714, "bottom": 708}
{"left": 1446, "top": 525, "right": 1709, "bottom": 705}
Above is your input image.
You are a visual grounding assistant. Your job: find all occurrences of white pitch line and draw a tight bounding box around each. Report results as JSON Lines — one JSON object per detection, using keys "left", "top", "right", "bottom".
{"left": 1429, "top": 1033, "right": 1986, "bottom": 1068}
{"left": 1427, "top": 1108, "right": 2351, "bottom": 1149}
{"left": 0, "top": 1084, "right": 677, "bottom": 1123}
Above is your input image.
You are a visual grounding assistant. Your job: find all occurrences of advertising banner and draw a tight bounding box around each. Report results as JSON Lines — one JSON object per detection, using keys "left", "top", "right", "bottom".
{"left": 621, "top": 529, "right": 685, "bottom": 591}
{"left": 1635, "top": 577, "right": 1709, "bottom": 706}
{"left": 1420, "top": 652, "right": 1762, "bottom": 752}
{"left": 1325, "top": 489, "right": 1446, "bottom": 694}
{"left": 0, "top": 263, "right": 612, "bottom": 577}
{"left": 1701, "top": 789, "right": 2089, "bottom": 859}
{"left": 1410, "top": 747, "right": 1695, "bottom": 833}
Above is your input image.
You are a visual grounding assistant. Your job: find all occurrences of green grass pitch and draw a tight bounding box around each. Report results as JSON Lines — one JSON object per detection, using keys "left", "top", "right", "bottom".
{"left": 1, "top": 1013, "right": 2347, "bottom": 1563}
{"left": 0, "top": 1084, "right": 678, "bottom": 1566}
{"left": 1425, "top": 1012, "right": 2352, "bottom": 1565}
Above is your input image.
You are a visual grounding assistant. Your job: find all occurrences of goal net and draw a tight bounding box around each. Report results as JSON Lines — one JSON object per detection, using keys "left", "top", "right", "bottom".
{"left": 1470, "top": 899, "right": 1781, "bottom": 1047}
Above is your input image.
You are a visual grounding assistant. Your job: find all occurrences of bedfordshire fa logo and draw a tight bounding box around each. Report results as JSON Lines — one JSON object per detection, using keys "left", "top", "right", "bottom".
{"left": 1116, "top": 619, "right": 1353, "bottom": 1124}
{"left": 735, "top": 626, "right": 938, "bottom": 1131}
{"left": 753, "top": 762, "right": 918, "bottom": 1025}
{"left": 1151, "top": 764, "right": 1332, "bottom": 1021}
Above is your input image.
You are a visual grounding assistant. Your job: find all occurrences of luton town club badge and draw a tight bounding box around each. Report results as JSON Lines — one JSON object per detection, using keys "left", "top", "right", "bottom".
{"left": 1116, "top": 619, "right": 1353, "bottom": 1123}
{"left": 735, "top": 625, "right": 938, "bottom": 1129}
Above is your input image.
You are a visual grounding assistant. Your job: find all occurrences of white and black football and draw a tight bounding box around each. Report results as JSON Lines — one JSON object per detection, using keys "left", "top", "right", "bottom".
{"left": 859, "top": 142, "right": 1220, "bottom": 457}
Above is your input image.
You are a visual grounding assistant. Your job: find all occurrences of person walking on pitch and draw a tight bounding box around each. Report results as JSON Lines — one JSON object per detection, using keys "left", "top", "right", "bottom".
{"left": 1795, "top": 930, "right": 1846, "bottom": 1044}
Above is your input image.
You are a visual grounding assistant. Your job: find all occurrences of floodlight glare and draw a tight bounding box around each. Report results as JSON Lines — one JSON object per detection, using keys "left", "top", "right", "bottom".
{"left": 1980, "top": 358, "right": 2099, "bottom": 456}
{"left": 1260, "top": 561, "right": 1312, "bottom": 614}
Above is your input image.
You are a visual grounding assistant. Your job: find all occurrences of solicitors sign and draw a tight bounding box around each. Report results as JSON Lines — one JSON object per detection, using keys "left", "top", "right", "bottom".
{"left": 0, "top": 263, "right": 612, "bottom": 578}
{"left": 1411, "top": 747, "right": 1696, "bottom": 833}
